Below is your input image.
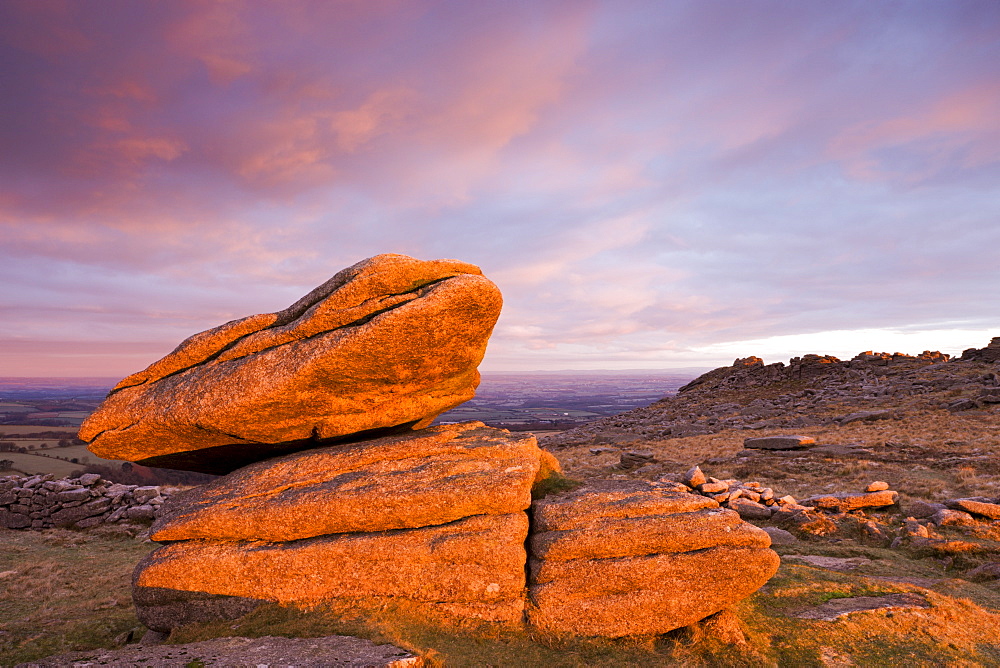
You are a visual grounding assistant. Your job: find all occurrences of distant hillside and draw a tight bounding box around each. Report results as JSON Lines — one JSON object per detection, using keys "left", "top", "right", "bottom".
{"left": 543, "top": 338, "right": 1000, "bottom": 448}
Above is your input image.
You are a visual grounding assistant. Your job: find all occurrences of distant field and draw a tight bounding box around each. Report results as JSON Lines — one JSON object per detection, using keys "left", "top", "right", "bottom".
{"left": 0, "top": 427, "right": 121, "bottom": 477}
{"left": 0, "top": 426, "right": 79, "bottom": 436}
{"left": 0, "top": 453, "right": 83, "bottom": 477}
{"left": 2, "top": 440, "right": 65, "bottom": 449}
{"left": 46, "top": 445, "right": 121, "bottom": 464}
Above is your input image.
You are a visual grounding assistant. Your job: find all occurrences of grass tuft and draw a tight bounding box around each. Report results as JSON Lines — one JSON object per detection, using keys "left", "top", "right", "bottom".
{"left": 531, "top": 471, "right": 584, "bottom": 500}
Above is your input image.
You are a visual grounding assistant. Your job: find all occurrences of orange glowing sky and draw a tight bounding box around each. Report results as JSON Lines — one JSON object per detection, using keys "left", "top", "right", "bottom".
{"left": 2, "top": 1, "right": 999, "bottom": 376}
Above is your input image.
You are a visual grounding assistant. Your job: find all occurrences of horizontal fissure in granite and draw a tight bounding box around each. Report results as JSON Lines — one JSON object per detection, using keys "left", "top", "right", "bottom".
{"left": 135, "top": 513, "right": 529, "bottom": 616}
{"left": 527, "top": 546, "right": 780, "bottom": 637}
{"left": 527, "top": 480, "right": 779, "bottom": 637}
{"left": 150, "top": 422, "right": 557, "bottom": 542}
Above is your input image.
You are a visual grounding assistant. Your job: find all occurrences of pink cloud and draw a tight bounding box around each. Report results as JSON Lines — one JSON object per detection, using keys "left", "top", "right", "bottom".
{"left": 330, "top": 88, "right": 415, "bottom": 152}
{"left": 0, "top": 339, "right": 171, "bottom": 377}
{"left": 0, "top": 0, "right": 92, "bottom": 59}
{"left": 165, "top": 0, "right": 255, "bottom": 84}
{"left": 829, "top": 82, "right": 1000, "bottom": 182}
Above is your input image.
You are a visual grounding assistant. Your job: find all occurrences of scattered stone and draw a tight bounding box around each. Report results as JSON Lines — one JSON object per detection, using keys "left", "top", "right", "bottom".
{"left": 800, "top": 490, "right": 898, "bottom": 512}
{"left": 743, "top": 435, "right": 816, "bottom": 450}
{"left": 930, "top": 508, "right": 977, "bottom": 527}
{"left": 80, "top": 254, "right": 504, "bottom": 474}
{"left": 866, "top": 481, "right": 890, "bottom": 492}
{"left": 19, "top": 635, "right": 422, "bottom": 668}
{"left": 901, "top": 518, "right": 932, "bottom": 539}
{"left": 808, "top": 443, "right": 873, "bottom": 457}
{"left": 836, "top": 410, "right": 894, "bottom": 425}
{"left": 946, "top": 498, "right": 1000, "bottom": 520}
{"left": 728, "top": 497, "right": 772, "bottom": 520}
{"left": 792, "top": 593, "right": 930, "bottom": 621}
{"left": 947, "top": 398, "right": 979, "bottom": 412}
{"left": 682, "top": 465, "right": 707, "bottom": 488}
{"left": 859, "top": 519, "right": 892, "bottom": 546}
{"left": 619, "top": 450, "right": 655, "bottom": 469}
{"left": 761, "top": 527, "right": 797, "bottom": 545}
{"left": 653, "top": 478, "right": 693, "bottom": 494}
{"left": 906, "top": 501, "right": 946, "bottom": 519}
{"left": 788, "top": 511, "right": 838, "bottom": 536}
{"left": 699, "top": 481, "right": 729, "bottom": 494}
{"left": 966, "top": 562, "right": 1000, "bottom": 581}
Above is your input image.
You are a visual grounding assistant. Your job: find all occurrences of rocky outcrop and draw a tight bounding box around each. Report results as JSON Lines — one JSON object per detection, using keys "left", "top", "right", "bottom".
{"left": 135, "top": 423, "right": 551, "bottom": 629}
{"left": 80, "top": 254, "right": 503, "bottom": 474}
{"left": 961, "top": 337, "right": 1000, "bottom": 363}
{"left": 65, "top": 253, "right": 785, "bottom": 638}
{"left": 527, "top": 480, "right": 779, "bottom": 636}
{"left": 135, "top": 513, "right": 530, "bottom": 628}
{"left": 0, "top": 473, "right": 170, "bottom": 530}
{"left": 542, "top": 339, "right": 998, "bottom": 449}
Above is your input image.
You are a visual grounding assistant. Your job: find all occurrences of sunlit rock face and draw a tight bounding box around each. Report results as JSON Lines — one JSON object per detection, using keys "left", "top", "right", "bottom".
{"left": 134, "top": 513, "right": 531, "bottom": 628}
{"left": 133, "top": 423, "right": 560, "bottom": 630}
{"left": 148, "top": 422, "right": 555, "bottom": 542}
{"left": 527, "top": 480, "right": 780, "bottom": 637}
{"left": 79, "top": 254, "right": 502, "bottom": 474}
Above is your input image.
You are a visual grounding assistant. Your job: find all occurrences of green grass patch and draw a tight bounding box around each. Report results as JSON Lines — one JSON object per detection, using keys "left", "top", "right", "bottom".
{"left": 0, "top": 528, "right": 156, "bottom": 665}
{"left": 531, "top": 472, "right": 584, "bottom": 500}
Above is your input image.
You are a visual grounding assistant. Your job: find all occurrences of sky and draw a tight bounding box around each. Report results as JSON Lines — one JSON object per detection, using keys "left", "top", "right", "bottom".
{"left": 1, "top": 0, "right": 999, "bottom": 377}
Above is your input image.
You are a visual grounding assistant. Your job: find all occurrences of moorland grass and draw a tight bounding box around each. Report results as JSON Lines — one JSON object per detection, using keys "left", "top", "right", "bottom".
{"left": 0, "top": 527, "right": 154, "bottom": 665}
{"left": 4, "top": 525, "right": 1000, "bottom": 666}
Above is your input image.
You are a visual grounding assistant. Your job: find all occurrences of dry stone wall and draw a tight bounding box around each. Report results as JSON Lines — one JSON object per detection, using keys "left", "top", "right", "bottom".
{"left": 0, "top": 473, "right": 171, "bottom": 530}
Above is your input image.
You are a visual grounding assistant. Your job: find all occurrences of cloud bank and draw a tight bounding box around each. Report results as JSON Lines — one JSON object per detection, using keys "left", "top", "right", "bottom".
{"left": 1, "top": 0, "right": 999, "bottom": 375}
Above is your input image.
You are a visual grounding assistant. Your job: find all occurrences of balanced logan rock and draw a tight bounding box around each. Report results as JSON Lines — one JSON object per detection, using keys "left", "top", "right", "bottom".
{"left": 79, "top": 254, "right": 502, "bottom": 473}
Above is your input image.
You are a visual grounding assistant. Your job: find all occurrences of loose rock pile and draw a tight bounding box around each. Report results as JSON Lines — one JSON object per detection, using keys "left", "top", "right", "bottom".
{"left": 0, "top": 473, "right": 170, "bottom": 530}
{"left": 671, "top": 462, "right": 1000, "bottom": 560}
{"left": 671, "top": 465, "right": 896, "bottom": 523}
{"left": 73, "top": 254, "right": 778, "bottom": 639}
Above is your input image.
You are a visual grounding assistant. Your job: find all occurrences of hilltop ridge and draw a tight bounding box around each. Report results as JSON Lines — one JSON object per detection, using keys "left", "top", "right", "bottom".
{"left": 543, "top": 337, "right": 1000, "bottom": 449}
